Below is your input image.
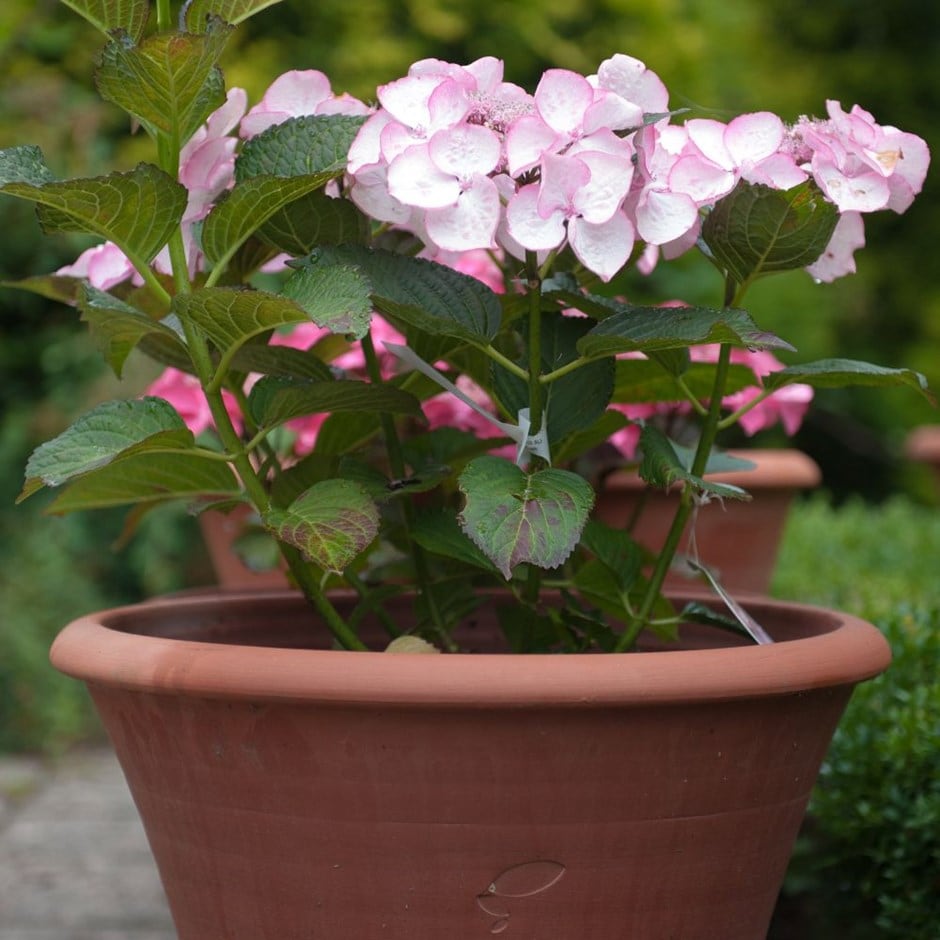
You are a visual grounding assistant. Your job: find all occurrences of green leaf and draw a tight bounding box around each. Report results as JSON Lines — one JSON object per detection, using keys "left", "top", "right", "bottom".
{"left": 230, "top": 343, "right": 333, "bottom": 382}
{"left": 201, "top": 172, "right": 340, "bottom": 268}
{"left": 702, "top": 179, "right": 840, "bottom": 285}
{"left": 410, "top": 509, "right": 500, "bottom": 573}
{"left": 281, "top": 257, "right": 374, "bottom": 339}
{"left": 257, "top": 190, "right": 371, "bottom": 256}
{"left": 0, "top": 151, "right": 186, "bottom": 265}
{"left": 492, "top": 312, "right": 614, "bottom": 446}
{"left": 79, "top": 284, "right": 190, "bottom": 377}
{"left": 60, "top": 0, "right": 149, "bottom": 41}
{"left": 47, "top": 451, "right": 241, "bottom": 512}
{"left": 185, "top": 0, "right": 284, "bottom": 29}
{"left": 303, "top": 246, "right": 502, "bottom": 343}
{"left": 578, "top": 303, "right": 793, "bottom": 359}
{"left": 458, "top": 456, "right": 594, "bottom": 579}
{"left": 762, "top": 358, "right": 933, "bottom": 401}
{"left": 264, "top": 480, "right": 379, "bottom": 573}
{"left": 580, "top": 519, "right": 644, "bottom": 588}
{"left": 312, "top": 411, "right": 382, "bottom": 455}
{"left": 612, "top": 358, "right": 756, "bottom": 403}
{"left": 637, "top": 425, "right": 751, "bottom": 500}
{"left": 235, "top": 114, "right": 368, "bottom": 181}
{"left": 247, "top": 376, "right": 421, "bottom": 429}
{"left": 19, "top": 397, "right": 193, "bottom": 502}
{"left": 95, "top": 21, "right": 232, "bottom": 143}
{"left": 553, "top": 409, "right": 632, "bottom": 464}
{"left": 0, "top": 273, "right": 85, "bottom": 305}
{"left": 173, "top": 287, "right": 309, "bottom": 357}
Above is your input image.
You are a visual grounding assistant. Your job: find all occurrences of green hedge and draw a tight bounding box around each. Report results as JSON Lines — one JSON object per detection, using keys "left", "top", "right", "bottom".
{"left": 770, "top": 495, "right": 940, "bottom": 938}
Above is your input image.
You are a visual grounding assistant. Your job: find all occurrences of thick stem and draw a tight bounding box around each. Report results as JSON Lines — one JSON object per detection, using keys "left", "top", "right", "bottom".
{"left": 616, "top": 280, "right": 741, "bottom": 651}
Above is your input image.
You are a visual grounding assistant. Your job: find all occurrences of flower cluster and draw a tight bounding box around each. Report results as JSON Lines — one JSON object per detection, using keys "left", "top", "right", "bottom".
{"left": 346, "top": 55, "right": 928, "bottom": 283}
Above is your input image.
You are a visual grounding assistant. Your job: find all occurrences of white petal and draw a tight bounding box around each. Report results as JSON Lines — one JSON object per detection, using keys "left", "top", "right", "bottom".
{"left": 635, "top": 188, "right": 699, "bottom": 244}
{"left": 568, "top": 213, "right": 635, "bottom": 282}
{"left": 429, "top": 124, "right": 501, "bottom": 179}
{"left": 387, "top": 145, "right": 459, "bottom": 209}
{"left": 534, "top": 69, "right": 594, "bottom": 136}
{"left": 424, "top": 178, "right": 501, "bottom": 251}
{"left": 724, "top": 112, "right": 785, "bottom": 165}
{"left": 506, "top": 184, "right": 567, "bottom": 250}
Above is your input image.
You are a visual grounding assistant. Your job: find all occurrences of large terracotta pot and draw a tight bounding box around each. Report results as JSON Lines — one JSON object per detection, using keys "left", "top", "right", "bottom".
{"left": 906, "top": 425, "right": 940, "bottom": 488}
{"left": 50, "top": 589, "right": 888, "bottom": 939}
{"left": 596, "top": 448, "right": 821, "bottom": 593}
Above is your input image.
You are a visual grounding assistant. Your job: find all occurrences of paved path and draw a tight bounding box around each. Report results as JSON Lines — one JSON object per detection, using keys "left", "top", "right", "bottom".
{"left": 0, "top": 748, "right": 176, "bottom": 939}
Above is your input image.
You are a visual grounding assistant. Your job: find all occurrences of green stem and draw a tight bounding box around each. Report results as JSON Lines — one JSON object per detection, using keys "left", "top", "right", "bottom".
{"left": 616, "top": 278, "right": 741, "bottom": 651}
{"left": 361, "top": 331, "right": 455, "bottom": 651}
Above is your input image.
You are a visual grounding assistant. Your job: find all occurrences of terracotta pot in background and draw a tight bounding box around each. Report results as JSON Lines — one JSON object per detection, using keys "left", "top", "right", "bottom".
{"left": 198, "top": 505, "right": 289, "bottom": 589}
{"left": 905, "top": 425, "right": 940, "bottom": 489}
{"left": 595, "top": 448, "right": 821, "bottom": 593}
{"left": 51, "top": 589, "right": 888, "bottom": 940}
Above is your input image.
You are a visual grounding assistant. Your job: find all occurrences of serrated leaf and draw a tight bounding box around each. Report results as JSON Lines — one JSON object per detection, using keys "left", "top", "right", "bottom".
{"left": 302, "top": 246, "right": 502, "bottom": 343}
{"left": 247, "top": 376, "right": 420, "bottom": 429}
{"left": 95, "top": 21, "right": 232, "bottom": 143}
{"left": 47, "top": 450, "right": 240, "bottom": 512}
{"left": 235, "top": 114, "right": 367, "bottom": 181}
{"left": 410, "top": 509, "right": 500, "bottom": 573}
{"left": 264, "top": 480, "right": 379, "bottom": 573}
{"left": 0, "top": 155, "right": 186, "bottom": 266}
{"left": 578, "top": 303, "right": 792, "bottom": 359}
{"left": 79, "top": 284, "right": 190, "bottom": 377}
{"left": 19, "top": 397, "right": 193, "bottom": 501}
{"left": 230, "top": 343, "right": 333, "bottom": 382}
{"left": 702, "top": 179, "right": 839, "bottom": 285}
{"left": 553, "top": 409, "right": 632, "bottom": 464}
{"left": 637, "top": 425, "right": 751, "bottom": 500}
{"left": 60, "top": 0, "right": 149, "bottom": 41}
{"left": 312, "top": 411, "right": 382, "bottom": 455}
{"left": 762, "top": 358, "right": 933, "bottom": 401}
{"left": 458, "top": 456, "right": 594, "bottom": 579}
{"left": 185, "top": 0, "right": 284, "bottom": 29}
{"left": 580, "top": 519, "right": 644, "bottom": 587}
{"left": 201, "top": 172, "right": 340, "bottom": 268}
{"left": 258, "top": 190, "right": 371, "bottom": 256}
{"left": 281, "top": 258, "right": 374, "bottom": 339}
{"left": 173, "top": 287, "right": 309, "bottom": 356}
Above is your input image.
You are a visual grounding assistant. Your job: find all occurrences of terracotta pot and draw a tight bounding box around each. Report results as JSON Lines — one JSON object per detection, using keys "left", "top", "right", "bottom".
{"left": 50, "top": 589, "right": 888, "bottom": 940}
{"left": 596, "top": 448, "right": 821, "bottom": 593}
{"left": 906, "top": 425, "right": 940, "bottom": 488}
{"left": 198, "top": 505, "right": 288, "bottom": 589}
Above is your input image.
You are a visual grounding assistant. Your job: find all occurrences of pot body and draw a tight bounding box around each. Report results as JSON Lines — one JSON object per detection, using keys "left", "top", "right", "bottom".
{"left": 596, "top": 449, "right": 821, "bottom": 593}
{"left": 50, "top": 590, "right": 888, "bottom": 940}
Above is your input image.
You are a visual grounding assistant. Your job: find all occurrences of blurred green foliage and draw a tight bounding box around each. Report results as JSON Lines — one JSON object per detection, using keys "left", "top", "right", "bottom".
{"left": 768, "top": 496, "right": 940, "bottom": 939}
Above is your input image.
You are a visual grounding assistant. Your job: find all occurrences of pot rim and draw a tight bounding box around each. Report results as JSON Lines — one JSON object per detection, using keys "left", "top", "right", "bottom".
{"left": 50, "top": 589, "right": 891, "bottom": 707}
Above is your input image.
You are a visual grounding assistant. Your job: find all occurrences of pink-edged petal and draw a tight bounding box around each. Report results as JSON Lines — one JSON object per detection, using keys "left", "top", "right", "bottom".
{"left": 387, "top": 145, "right": 459, "bottom": 209}
{"left": 668, "top": 154, "right": 735, "bottom": 204}
{"left": 538, "top": 153, "right": 590, "bottom": 218}
{"left": 635, "top": 188, "right": 699, "bottom": 244}
{"left": 534, "top": 69, "right": 594, "bottom": 136}
{"left": 464, "top": 56, "right": 504, "bottom": 93}
{"left": 582, "top": 90, "right": 643, "bottom": 135}
{"left": 427, "top": 78, "right": 472, "bottom": 130}
{"left": 806, "top": 211, "right": 865, "bottom": 282}
{"left": 593, "top": 54, "right": 670, "bottom": 113}
{"left": 686, "top": 119, "right": 733, "bottom": 170}
{"left": 57, "top": 243, "right": 135, "bottom": 290}
{"left": 428, "top": 124, "right": 501, "bottom": 179}
{"left": 742, "top": 153, "right": 808, "bottom": 190}
{"left": 377, "top": 74, "right": 439, "bottom": 129}
{"left": 425, "top": 177, "right": 501, "bottom": 251}
{"left": 572, "top": 150, "right": 634, "bottom": 224}
{"left": 347, "top": 111, "right": 393, "bottom": 173}
{"left": 349, "top": 173, "right": 414, "bottom": 225}
{"left": 568, "top": 212, "right": 635, "bottom": 282}
{"left": 505, "top": 114, "right": 561, "bottom": 175}
{"left": 724, "top": 112, "right": 785, "bottom": 166}
{"left": 813, "top": 161, "right": 890, "bottom": 212}
{"left": 885, "top": 130, "right": 930, "bottom": 213}
{"left": 506, "top": 184, "right": 567, "bottom": 251}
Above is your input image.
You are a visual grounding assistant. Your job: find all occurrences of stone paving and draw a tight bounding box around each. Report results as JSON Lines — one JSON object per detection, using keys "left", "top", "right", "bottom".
{"left": 0, "top": 748, "right": 176, "bottom": 939}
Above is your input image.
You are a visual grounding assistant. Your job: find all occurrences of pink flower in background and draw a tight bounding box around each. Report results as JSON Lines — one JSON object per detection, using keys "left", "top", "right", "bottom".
{"left": 146, "top": 368, "right": 242, "bottom": 437}
{"left": 56, "top": 242, "right": 136, "bottom": 290}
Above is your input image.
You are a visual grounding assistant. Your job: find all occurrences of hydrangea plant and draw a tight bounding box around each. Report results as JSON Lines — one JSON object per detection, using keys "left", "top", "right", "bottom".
{"left": 2, "top": 0, "right": 932, "bottom": 652}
